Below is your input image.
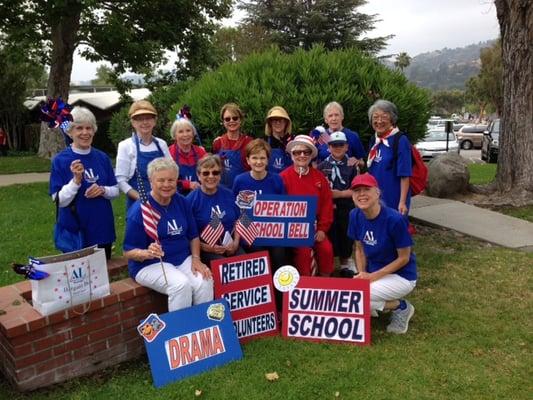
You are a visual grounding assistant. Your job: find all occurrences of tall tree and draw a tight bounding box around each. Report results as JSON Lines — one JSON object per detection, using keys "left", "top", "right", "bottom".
{"left": 394, "top": 52, "right": 411, "bottom": 72}
{"left": 211, "top": 24, "right": 274, "bottom": 65}
{"left": 431, "top": 89, "right": 465, "bottom": 117}
{"left": 493, "top": 1, "right": 532, "bottom": 198}
{"left": 0, "top": 0, "right": 231, "bottom": 158}
{"left": 91, "top": 65, "right": 114, "bottom": 86}
{"left": 238, "top": 0, "right": 391, "bottom": 54}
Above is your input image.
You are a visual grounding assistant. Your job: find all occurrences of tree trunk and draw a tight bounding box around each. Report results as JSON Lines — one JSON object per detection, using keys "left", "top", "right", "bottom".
{"left": 494, "top": 0, "right": 533, "bottom": 195}
{"left": 37, "top": 7, "right": 82, "bottom": 159}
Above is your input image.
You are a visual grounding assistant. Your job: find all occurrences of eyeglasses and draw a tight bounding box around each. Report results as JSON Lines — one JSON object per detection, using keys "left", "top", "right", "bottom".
{"left": 200, "top": 170, "right": 221, "bottom": 177}
{"left": 132, "top": 115, "right": 155, "bottom": 122}
{"left": 330, "top": 143, "right": 346, "bottom": 148}
{"left": 372, "top": 114, "right": 391, "bottom": 122}
{"left": 223, "top": 116, "right": 240, "bottom": 122}
{"left": 291, "top": 149, "right": 312, "bottom": 156}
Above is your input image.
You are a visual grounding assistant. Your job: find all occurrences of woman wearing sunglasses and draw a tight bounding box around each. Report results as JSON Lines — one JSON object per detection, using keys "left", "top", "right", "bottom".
{"left": 186, "top": 155, "right": 244, "bottom": 265}
{"left": 212, "top": 103, "right": 253, "bottom": 188}
{"left": 280, "top": 135, "right": 334, "bottom": 277}
{"left": 264, "top": 106, "right": 294, "bottom": 174}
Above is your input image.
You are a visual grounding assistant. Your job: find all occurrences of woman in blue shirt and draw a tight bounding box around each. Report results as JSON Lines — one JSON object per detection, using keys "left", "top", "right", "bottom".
{"left": 347, "top": 173, "right": 417, "bottom": 334}
{"left": 123, "top": 158, "right": 213, "bottom": 312}
{"left": 49, "top": 106, "right": 118, "bottom": 258}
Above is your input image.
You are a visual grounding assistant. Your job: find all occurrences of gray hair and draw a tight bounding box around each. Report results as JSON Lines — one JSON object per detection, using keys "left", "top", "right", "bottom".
{"left": 368, "top": 100, "right": 398, "bottom": 125}
{"left": 68, "top": 106, "right": 98, "bottom": 133}
{"left": 196, "top": 154, "right": 222, "bottom": 173}
{"left": 170, "top": 118, "right": 197, "bottom": 141}
{"left": 323, "top": 101, "right": 344, "bottom": 119}
{"left": 147, "top": 157, "right": 179, "bottom": 179}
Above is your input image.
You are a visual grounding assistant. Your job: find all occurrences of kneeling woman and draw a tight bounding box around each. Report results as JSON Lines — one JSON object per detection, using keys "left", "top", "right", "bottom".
{"left": 347, "top": 173, "right": 417, "bottom": 334}
{"left": 123, "top": 158, "right": 213, "bottom": 312}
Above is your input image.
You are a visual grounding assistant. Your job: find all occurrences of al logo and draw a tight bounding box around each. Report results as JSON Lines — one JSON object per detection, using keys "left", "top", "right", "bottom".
{"left": 363, "top": 230, "right": 377, "bottom": 246}
{"left": 84, "top": 168, "right": 99, "bottom": 183}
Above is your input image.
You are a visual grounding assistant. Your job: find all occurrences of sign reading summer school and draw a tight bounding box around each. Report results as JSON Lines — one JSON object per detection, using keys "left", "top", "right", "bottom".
{"left": 250, "top": 194, "right": 317, "bottom": 247}
{"left": 139, "top": 300, "right": 242, "bottom": 388}
{"left": 212, "top": 251, "right": 278, "bottom": 342}
{"left": 282, "top": 277, "right": 371, "bottom": 345}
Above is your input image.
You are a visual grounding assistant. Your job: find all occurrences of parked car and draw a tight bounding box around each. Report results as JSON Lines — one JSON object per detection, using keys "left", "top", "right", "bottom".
{"left": 481, "top": 119, "right": 500, "bottom": 163}
{"left": 415, "top": 129, "right": 459, "bottom": 161}
{"left": 456, "top": 124, "right": 488, "bottom": 150}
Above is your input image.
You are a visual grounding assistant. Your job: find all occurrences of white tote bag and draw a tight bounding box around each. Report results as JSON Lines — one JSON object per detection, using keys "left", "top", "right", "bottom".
{"left": 30, "top": 246, "right": 110, "bottom": 316}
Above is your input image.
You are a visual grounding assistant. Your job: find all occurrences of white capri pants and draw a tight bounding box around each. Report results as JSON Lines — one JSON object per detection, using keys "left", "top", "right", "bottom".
{"left": 370, "top": 274, "right": 416, "bottom": 312}
{"left": 135, "top": 255, "right": 213, "bottom": 312}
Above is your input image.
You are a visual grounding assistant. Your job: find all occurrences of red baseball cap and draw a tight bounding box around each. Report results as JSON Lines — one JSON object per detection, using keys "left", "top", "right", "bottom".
{"left": 350, "top": 173, "right": 378, "bottom": 189}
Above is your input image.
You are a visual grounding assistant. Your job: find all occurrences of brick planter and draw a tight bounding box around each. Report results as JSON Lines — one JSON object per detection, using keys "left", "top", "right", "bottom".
{"left": 0, "top": 258, "right": 166, "bottom": 391}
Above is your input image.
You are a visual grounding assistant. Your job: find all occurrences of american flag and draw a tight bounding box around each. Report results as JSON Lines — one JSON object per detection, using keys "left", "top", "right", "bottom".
{"left": 200, "top": 213, "right": 224, "bottom": 247}
{"left": 235, "top": 212, "right": 258, "bottom": 246}
{"left": 136, "top": 169, "right": 161, "bottom": 242}
{"left": 311, "top": 126, "right": 330, "bottom": 145}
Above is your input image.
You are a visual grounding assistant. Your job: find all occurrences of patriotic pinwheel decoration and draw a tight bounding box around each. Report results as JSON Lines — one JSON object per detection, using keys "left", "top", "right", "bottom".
{"left": 40, "top": 97, "right": 73, "bottom": 145}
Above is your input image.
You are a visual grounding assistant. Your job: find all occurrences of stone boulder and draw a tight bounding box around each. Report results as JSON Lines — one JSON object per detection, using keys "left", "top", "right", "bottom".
{"left": 426, "top": 153, "right": 470, "bottom": 198}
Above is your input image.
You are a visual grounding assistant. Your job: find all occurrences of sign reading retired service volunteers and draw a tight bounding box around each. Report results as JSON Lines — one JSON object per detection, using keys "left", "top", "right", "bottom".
{"left": 140, "top": 300, "right": 242, "bottom": 388}
{"left": 212, "top": 251, "right": 279, "bottom": 343}
{"left": 250, "top": 194, "right": 317, "bottom": 247}
{"left": 282, "top": 277, "right": 371, "bottom": 345}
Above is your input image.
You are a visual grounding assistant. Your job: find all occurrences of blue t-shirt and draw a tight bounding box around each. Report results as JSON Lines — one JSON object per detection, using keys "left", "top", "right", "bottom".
{"left": 186, "top": 186, "right": 241, "bottom": 235}
{"left": 124, "top": 193, "right": 198, "bottom": 279}
{"left": 347, "top": 206, "right": 417, "bottom": 281}
{"left": 368, "top": 133, "right": 412, "bottom": 211}
{"left": 50, "top": 147, "right": 116, "bottom": 246}
{"left": 232, "top": 172, "right": 286, "bottom": 196}
{"left": 317, "top": 127, "right": 367, "bottom": 161}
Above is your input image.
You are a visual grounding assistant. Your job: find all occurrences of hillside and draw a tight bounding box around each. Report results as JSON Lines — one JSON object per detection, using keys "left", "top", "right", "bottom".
{"left": 389, "top": 40, "right": 497, "bottom": 90}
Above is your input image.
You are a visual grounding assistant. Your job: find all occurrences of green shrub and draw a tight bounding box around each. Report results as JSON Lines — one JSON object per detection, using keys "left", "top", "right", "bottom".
{"left": 108, "top": 81, "right": 193, "bottom": 147}
{"left": 169, "top": 46, "right": 431, "bottom": 149}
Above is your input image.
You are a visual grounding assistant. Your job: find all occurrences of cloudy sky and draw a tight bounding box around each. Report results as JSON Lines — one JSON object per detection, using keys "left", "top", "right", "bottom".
{"left": 71, "top": 0, "right": 500, "bottom": 82}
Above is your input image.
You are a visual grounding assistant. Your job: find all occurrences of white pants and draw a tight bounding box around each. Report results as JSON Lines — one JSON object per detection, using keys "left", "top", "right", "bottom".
{"left": 135, "top": 256, "right": 213, "bottom": 312}
{"left": 370, "top": 274, "right": 416, "bottom": 312}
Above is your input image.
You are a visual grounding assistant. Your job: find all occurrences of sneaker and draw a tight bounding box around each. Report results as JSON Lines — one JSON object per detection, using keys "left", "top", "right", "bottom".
{"left": 346, "top": 259, "right": 357, "bottom": 273}
{"left": 386, "top": 301, "right": 415, "bottom": 334}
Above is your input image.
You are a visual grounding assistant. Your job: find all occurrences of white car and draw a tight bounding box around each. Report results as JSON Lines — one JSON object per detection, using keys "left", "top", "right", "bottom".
{"left": 415, "top": 129, "right": 459, "bottom": 161}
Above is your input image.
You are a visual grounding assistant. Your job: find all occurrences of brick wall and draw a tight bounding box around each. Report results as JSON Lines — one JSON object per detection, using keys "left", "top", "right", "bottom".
{"left": 0, "top": 258, "right": 166, "bottom": 392}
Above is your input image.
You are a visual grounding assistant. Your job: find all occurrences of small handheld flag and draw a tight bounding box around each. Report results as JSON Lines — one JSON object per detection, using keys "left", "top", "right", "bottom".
{"left": 235, "top": 212, "right": 258, "bottom": 246}
{"left": 200, "top": 214, "right": 224, "bottom": 247}
{"left": 12, "top": 263, "right": 49, "bottom": 280}
{"left": 136, "top": 169, "right": 161, "bottom": 242}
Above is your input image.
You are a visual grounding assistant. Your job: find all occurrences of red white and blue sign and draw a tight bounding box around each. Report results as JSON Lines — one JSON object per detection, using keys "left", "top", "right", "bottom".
{"left": 140, "top": 300, "right": 242, "bottom": 388}
{"left": 282, "top": 277, "right": 371, "bottom": 345}
{"left": 249, "top": 194, "right": 317, "bottom": 247}
{"left": 212, "top": 251, "right": 279, "bottom": 343}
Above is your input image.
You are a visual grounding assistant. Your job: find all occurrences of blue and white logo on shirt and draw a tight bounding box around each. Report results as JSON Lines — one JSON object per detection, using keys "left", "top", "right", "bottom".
{"left": 363, "top": 230, "right": 377, "bottom": 246}
{"left": 211, "top": 205, "right": 226, "bottom": 220}
{"left": 373, "top": 149, "right": 382, "bottom": 163}
{"left": 167, "top": 219, "right": 183, "bottom": 236}
{"left": 273, "top": 157, "right": 284, "bottom": 170}
{"left": 84, "top": 168, "right": 99, "bottom": 183}
{"left": 224, "top": 158, "right": 231, "bottom": 171}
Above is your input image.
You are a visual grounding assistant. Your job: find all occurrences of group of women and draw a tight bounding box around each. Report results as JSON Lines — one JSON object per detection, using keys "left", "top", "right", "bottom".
{"left": 50, "top": 98, "right": 417, "bottom": 334}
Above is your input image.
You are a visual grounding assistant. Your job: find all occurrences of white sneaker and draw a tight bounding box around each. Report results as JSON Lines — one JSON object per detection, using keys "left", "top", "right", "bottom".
{"left": 346, "top": 259, "right": 357, "bottom": 273}
{"left": 386, "top": 301, "right": 414, "bottom": 334}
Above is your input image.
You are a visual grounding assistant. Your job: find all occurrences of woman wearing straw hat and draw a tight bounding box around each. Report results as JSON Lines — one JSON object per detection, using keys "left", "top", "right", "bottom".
{"left": 264, "top": 106, "right": 294, "bottom": 174}
{"left": 115, "top": 100, "right": 171, "bottom": 209}
{"left": 280, "top": 135, "right": 334, "bottom": 276}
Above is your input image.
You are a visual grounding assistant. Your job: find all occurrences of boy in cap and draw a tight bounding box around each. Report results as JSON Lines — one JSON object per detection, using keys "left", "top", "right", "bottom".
{"left": 318, "top": 131, "right": 358, "bottom": 273}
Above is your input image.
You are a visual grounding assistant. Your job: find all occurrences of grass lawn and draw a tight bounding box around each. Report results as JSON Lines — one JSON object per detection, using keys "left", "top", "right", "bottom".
{"left": 0, "top": 183, "right": 531, "bottom": 399}
{"left": 468, "top": 163, "right": 497, "bottom": 185}
{"left": 0, "top": 155, "right": 51, "bottom": 174}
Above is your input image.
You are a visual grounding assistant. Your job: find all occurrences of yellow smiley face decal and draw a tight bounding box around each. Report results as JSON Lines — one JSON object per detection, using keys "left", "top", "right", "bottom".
{"left": 274, "top": 266, "right": 300, "bottom": 292}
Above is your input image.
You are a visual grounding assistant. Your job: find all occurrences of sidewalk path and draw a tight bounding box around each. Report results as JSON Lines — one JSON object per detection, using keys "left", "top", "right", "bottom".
{"left": 0, "top": 172, "right": 50, "bottom": 187}
{"left": 411, "top": 196, "right": 533, "bottom": 252}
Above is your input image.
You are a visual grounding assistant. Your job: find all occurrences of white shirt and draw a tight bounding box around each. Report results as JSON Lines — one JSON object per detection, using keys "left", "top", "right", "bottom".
{"left": 115, "top": 135, "right": 171, "bottom": 194}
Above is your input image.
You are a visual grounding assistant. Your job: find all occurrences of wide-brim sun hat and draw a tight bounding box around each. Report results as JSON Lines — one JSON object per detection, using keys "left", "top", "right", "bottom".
{"left": 129, "top": 100, "right": 158, "bottom": 118}
{"left": 265, "top": 106, "right": 292, "bottom": 135}
{"left": 286, "top": 134, "right": 318, "bottom": 159}
{"left": 350, "top": 173, "right": 379, "bottom": 190}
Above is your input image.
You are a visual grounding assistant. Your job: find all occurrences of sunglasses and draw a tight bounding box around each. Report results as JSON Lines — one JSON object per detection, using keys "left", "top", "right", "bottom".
{"left": 330, "top": 143, "right": 346, "bottom": 148}
{"left": 291, "top": 149, "right": 312, "bottom": 156}
{"left": 223, "top": 116, "right": 240, "bottom": 122}
{"left": 200, "top": 170, "right": 221, "bottom": 177}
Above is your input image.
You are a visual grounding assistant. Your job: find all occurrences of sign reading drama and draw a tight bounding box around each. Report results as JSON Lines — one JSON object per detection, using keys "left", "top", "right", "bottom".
{"left": 139, "top": 300, "right": 242, "bottom": 388}
{"left": 212, "top": 251, "right": 279, "bottom": 342}
{"left": 282, "top": 277, "right": 371, "bottom": 345}
{"left": 250, "top": 195, "right": 317, "bottom": 247}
